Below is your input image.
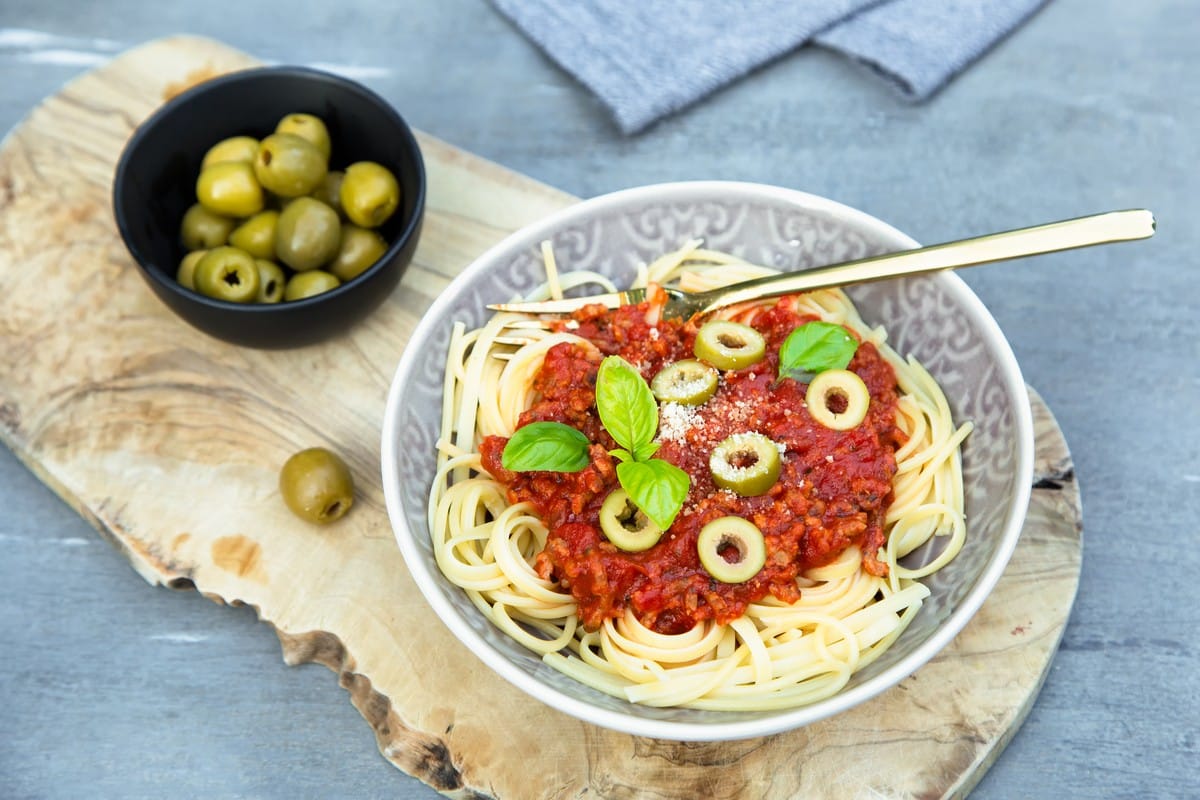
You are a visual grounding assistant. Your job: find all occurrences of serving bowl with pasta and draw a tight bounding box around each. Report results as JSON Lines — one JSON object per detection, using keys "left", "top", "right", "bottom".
{"left": 381, "top": 181, "right": 1033, "bottom": 741}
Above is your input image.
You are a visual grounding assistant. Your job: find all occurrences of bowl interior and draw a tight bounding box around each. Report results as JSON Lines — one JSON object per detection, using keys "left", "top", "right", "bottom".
{"left": 382, "top": 181, "right": 1032, "bottom": 740}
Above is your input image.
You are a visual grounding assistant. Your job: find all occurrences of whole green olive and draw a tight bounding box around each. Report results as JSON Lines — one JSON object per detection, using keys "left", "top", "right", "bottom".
{"left": 176, "top": 249, "right": 208, "bottom": 290}
{"left": 340, "top": 161, "right": 400, "bottom": 228}
{"left": 200, "top": 135, "right": 259, "bottom": 169}
{"left": 193, "top": 246, "right": 261, "bottom": 303}
{"left": 275, "top": 113, "right": 331, "bottom": 161}
{"left": 275, "top": 197, "right": 341, "bottom": 272}
{"left": 328, "top": 224, "right": 387, "bottom": 282}
{"left": 254, "top": 132, "right": 328, "bottom": 198}
{"left": 284, "top": 269, "right": 340, "bottom": 301}
{"left": 228, "top": 210, "right": 280, "bottom": 260}
{"left": 180, "top": 202, "right": 235, "bottom": 251}
{"left": 278, "top": 447, "right": 355, "bottom": 525}
{"left": 255, "top": 259, "right": 286, "bottom": 304}
{"left": 196, "top": 161, "right": 265, "bottom": 218}
{"left": 311, "top": 170, "right": 345, "bottom": 217}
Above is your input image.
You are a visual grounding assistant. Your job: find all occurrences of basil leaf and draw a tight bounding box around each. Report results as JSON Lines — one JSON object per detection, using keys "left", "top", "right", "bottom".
{"left": 617, "top": 458, "right": 689, "bottom": 531}
{"left": 501, "top": 421, "right": 590, "bottom": 472}
{"left": 779, "top": 321, "right": 858, "bottom": 376}
{"left": 596, "top": 356, "right": 658, "bottom": 453}
{"left": 633, "top": 441, "right": 660, "bottom": 462}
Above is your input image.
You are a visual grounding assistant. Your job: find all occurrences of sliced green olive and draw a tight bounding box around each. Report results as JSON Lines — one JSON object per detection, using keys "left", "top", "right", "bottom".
{"left": 255, "top": 259, "right": 286, "bottom": 304}
{"left": 694, "top": 320, "right": 766, "bottom": 370}
{"left": 193, "top": 246, "right": 260, "bottom": 303}
{"left": 697, "top": 516, "right": 766, "bottom": 584}
{"left": 709, "top": 433, "right": 782, "bottom": 496}
{"left": 806, "top": 369, "right": 870, "bottom": 430}
{"left": 650, "top": 359, "right": 719, "bottom": 405}
{"left": 599, "top": 487, "right": 663, "bottom": 552}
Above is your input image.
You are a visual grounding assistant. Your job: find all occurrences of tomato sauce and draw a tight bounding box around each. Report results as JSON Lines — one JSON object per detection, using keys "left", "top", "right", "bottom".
{"left": 479, "top": 296, "right": 903, "bottom": 635}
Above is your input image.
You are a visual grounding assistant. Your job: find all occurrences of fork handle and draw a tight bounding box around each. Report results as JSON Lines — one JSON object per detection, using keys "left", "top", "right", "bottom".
{"left": 699, "top": 209, "right": 1156, "bottom": 315}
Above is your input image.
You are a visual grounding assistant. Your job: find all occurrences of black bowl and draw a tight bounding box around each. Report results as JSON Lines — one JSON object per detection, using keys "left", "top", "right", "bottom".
{"left": 113, "top": 66, "right": 426, "bottom": 349}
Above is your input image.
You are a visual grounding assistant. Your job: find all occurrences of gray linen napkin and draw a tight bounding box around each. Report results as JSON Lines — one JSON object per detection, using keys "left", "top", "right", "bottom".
{"left": 491, "top": 0, "right": 1049, "bottom": 134}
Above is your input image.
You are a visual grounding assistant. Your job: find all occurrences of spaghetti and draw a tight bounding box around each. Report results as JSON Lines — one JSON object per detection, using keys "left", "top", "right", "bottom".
{"left": 428, "top": 241, "right": 972, "bottom": 711}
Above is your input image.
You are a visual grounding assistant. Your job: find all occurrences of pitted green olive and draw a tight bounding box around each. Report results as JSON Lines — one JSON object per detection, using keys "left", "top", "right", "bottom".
{"left": 651, "top": 360, "right": 719, "bottom": 406}
{"left": 228, "top": 210, "right": 280, "bottom": 260}
{"left": 176, "top": 249, "right": 207, "bottom": 290}
{"left": 598, "top": 487, "right": 663, "bottom": 552}
{"left": 254, "top": 132, "right": 328, "bottom": 198}
{"left": 255, "top": 259, "right": 286, "bottom": 304}
{"left": 709, "top": 433, "right": 782, "bottom": 496}
{"left": 328, "top": 224, "right": 387, "bottom": 282}
{"left": 275, "top": 197, "right": 341, "bottom": 272}
{"left": 697, "top": 516, "right": 766, "bottom": 584}
{"left": 200, "top": 135, "right": 259, "bottom": 169}
{"left": 284, "top": 269, "right": 340, "bottom": 301}
{"left": 180, "top": 203, "right": 235, "bottom": 251}
{"left": 279, "top": 447, "right": 354, "bottom": 525}
{"left": 275, "top": 113, "right": 331, "bottom": 160}
{"left": 806, "top": 369, "right": 870, "bottom": 430}
{"left": 694, "top": 320, "right": 766, "bottom": 371}
{"left": 193, "top": 246, "right": 260, "bottom": 303}
{"left": 340, "top": 161, "right": 400, "bottom": 228}
{"left": 196, "top": 161, "right": 264, "bottom": 218}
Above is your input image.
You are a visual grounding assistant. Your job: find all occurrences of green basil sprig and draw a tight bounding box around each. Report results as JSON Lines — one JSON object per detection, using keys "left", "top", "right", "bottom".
{"left": 501, "top": 421, "right": 590, "bottom": 472}
{"left": 498, "top": 355, "right": 690, "bottom": 532}
{"left": 779, "top": 321, "right": 858, "bottom": 383}
{"left": 596, "top": 356, "right": 689, "bottom": 530}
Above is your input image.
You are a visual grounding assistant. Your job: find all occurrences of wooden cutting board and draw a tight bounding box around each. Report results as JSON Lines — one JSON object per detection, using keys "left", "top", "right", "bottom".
{"left": 0, "top": 36, "right": 1083, "bottom": 799}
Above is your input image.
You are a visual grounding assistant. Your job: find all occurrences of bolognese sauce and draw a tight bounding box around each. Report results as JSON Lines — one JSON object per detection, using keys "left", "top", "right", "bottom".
{"left": 480, "top": 295, "right": 905, "bottom": 636}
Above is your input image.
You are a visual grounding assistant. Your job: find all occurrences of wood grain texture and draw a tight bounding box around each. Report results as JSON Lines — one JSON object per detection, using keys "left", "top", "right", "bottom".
{"left": 0, "top": 36, "right": 1082, "bottom": 800}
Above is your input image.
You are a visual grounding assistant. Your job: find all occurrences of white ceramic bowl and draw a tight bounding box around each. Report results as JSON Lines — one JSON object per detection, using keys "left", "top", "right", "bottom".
{"left": 381, "top": 181, "right": 1033, "bottom": 741}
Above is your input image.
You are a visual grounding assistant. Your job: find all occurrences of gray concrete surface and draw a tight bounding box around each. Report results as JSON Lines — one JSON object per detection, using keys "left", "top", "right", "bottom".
{"left": 2, "top": 1, "right": 1196, "bottom": 797}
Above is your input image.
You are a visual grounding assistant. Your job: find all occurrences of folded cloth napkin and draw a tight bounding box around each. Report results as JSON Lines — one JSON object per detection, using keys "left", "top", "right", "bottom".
{"left": 491, "top": 0, "right": 1049, "bottom": 134}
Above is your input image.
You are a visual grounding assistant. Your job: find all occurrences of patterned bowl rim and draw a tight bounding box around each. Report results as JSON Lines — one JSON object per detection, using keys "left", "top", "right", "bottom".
{"left": 381, "top": 180, "right": 1034, "bottom": 741}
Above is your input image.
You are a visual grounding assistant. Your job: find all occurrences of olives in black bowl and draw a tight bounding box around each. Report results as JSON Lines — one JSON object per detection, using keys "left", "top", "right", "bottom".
{"left": 113, "top": 66, "right": 426, "bottom": 349}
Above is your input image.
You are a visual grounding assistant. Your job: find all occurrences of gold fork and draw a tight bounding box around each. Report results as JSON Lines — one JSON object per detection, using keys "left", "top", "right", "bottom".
{"left": 488, "top": 209, "right": 1155, "bottom": 320}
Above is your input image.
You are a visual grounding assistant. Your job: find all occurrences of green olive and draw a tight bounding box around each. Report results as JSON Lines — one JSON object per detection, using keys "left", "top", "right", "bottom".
{"left": 254, "top": 132, "right": 328, "bottom": 198}
{"left": 693, "top": 320, "right": 766, "bottom": 371}
{"left": 275, "top": 113, "right": 332, "bottom": 160}
{"left": 193, "top": 246, "right": 260, "bottom": 303}
{"left": 275, "top": 197, "right": 342, "bottom": 272}
{"left": 598, "top": 488, "right": 663, "bottom": 552}
{"left": 651, "top": 360, "right": 719, "bottom": 406}
{"left": 180, "top": 203, "right": 235, "bottom": 251}
{"left": 227, "top": 210, "right": 280, "bottom": 260}
{"left": 196, "top": 161, "right": 265, "bottom": 218}
{"left": 709, "top": 433, "right": 781, "bottom": 496}
{"left": 340, "top": 161, "right": 400, "bottom": 228}
{"left": 278, "top": 446, "right": 355, "bottom": 525}
{"left": 200, "top": 135, "right": 259, "bottom": 169}
{"left": 328, "top": 224, "right": 387, "bottom": 282}
{"left": 255, "top": 259, "right": 286, "bottom": 304}
{"left": 806, "top": 369, "right": 870, "bottom": 430}
{"left": 176, "top": 249, "right": 208, "bottom": 290}
{"left": 311, "top": 170, "right": 345, "bottom": 217}
{"left": 284, "top": 269, "right": 340, "bottom": 301}
{"left": 697, "top": 516, "right": 767, "bottom": 584}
